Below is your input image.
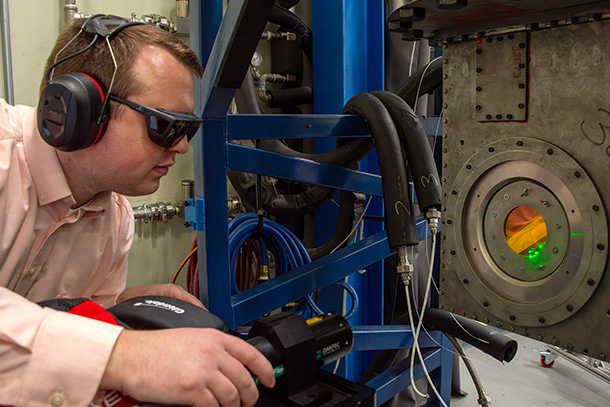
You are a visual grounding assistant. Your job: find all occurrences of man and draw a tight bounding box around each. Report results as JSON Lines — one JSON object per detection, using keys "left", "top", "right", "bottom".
{"left": 0, "top": 16, "right": 274, "bottom": 407}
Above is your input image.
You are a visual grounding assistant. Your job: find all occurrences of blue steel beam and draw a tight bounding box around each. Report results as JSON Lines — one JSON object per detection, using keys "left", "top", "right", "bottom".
{"left": 351, "top": 326, "right": 446, "bottom": 351}
{"left": 228, "top": 144, "right": 383, "bottom": 197}
{"left": 365, "top": 349, "right": 443, "bottom": 406}
{"left": 227, "top": 114, "right": 370, "bottom": 140}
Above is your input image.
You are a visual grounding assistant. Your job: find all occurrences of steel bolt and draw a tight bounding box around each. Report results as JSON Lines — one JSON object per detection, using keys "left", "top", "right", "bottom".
{"left": 490, "top": 210, "right": 497, "bottom": 218}
{"left": 504, "top": 194, "right": 510, "bottom": 200}
{"left": 499, "top": 254, "right": 506, "bottom": 261}
{"left": 552, "top": 247, "right": 559, "bottom": 254}
{"left": 555, "top": 222, "right": 561, "bottom": 229}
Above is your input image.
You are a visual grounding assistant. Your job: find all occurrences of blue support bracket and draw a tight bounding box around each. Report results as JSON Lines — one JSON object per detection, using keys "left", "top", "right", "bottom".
{"left": 184, "top": 197, "right": 206, "bottom": 231}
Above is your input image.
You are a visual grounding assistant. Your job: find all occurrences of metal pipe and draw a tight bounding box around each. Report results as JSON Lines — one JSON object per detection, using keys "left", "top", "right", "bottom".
{"left": 64, "top": 0, "right": 78, "bottom": 25}
{"left": 1, "top": 0, "right": 14, "bottom": 104}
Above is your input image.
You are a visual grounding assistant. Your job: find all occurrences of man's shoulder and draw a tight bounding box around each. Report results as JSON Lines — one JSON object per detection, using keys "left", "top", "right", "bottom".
{"left": 0, "top": 99, "right": 35, "bottom": 142}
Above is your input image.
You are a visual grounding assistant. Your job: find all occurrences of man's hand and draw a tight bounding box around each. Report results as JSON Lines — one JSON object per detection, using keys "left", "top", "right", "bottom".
{"left": 101, "top": 328, "right": 275, "bottom": 407}
{"left": 116, "top": 284, "right": 205, "bottom": 308}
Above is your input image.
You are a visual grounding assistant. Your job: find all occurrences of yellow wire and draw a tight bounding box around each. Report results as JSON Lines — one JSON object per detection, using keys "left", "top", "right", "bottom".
{"left": 172, "top": 247, "right": 198, "bottom": 284}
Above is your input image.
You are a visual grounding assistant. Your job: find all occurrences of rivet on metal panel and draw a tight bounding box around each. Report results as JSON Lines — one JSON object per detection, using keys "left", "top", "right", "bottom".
{"left": 496, "top": 114, "right": 502, "bottom": 119}
{"left": 546, "top": 148, "right": 554, "bottom": 155}
{"left": 519, "top": 83, "right": 525, "bottom": 89}
{"left": 450, "top": 250, "right": 456, "bottom": 255}
{"left": 443, "top": 58, "right": 448, "bottom": 64}
{"left": 599, "top": 354, "right": 606, "bottom": 361}
{"left": 587, "top": 278, "right": 596, "bottom": 286}
{"left": 567, "top": 343, "right": 574, "bottom": 351}
{"left": 476, "top": 48, "right": 482, "bottom": 54}
{"left": 488, "top": 146, "right": 495, "bottom": 152}
{"left": 463, "top": 278, "right": 469, "bottom": 284}
{"left": 574, "top": 170, "right": 581, "bottom": 177}
{"left": 593, "top": 204, "right": 600, "bottom": 211}
{"left": 461, "top": 311, "right": 467, "bottom": 316}
{"left": 466, "top": 164, "right": 472, "bottom": 170}
{"left": 443, "top": 162, "right": 448, "bottom": 168}
{"left": 497, "top": 36, "right": 503, "bottom": 41}
{"left": 484, "top": 318, "right": 490, "bottom": 324}
{"left": 443, "top": 103, "right": 448, "bottom": 108}
{"left": 443, "top": 88, "right": 448, "bottom": 94}
{"left": 517, "top": 140, "right": 523, "bottom": 146}
{"left": 476, "top": 86, "right": 482, "bottom": 92}
{"left": 483, "top": 301, "right": 489, "bottom": 307}
{"left": 449, "top": 307, "right": 454, "bottom": 312}
{"left": 509, "top": 326, "right": 515, "bottom": 332}
{"left": 583, "top": 348, "right": 589, "bottom": 355}
{"left": 597, "top": 243, "right": 605, "bottom": 250}
{"left": 566, "top": 304, "right": 574, "bottom": 312}
{"left": 499, "top": 254, "right": 506, "bottom": 261}
{"left": 537, "top": 334, "right": 544, "bottom": 341}
{"left": 552, "top": 338, "right": 559, "bottom": 346}
{"left": 518, "top": 103, "right": 525, "bottom": 109}
{"left": 538, "top": 316, "right": 546, "bottom": 324}
{"left": 451, "top": 189, "right": 457, "bottom": 195}
{"left": 486, "top": 114, "right": 492, "bottom": 119}
{"left": 495, "top": 321, "right": 502, "bottom": 328}
{"left": 509, "top": 315, "right": 516, "bottom": 321}
{"left": 552, "top": 247, "right": 559, "bottom": 254}
{"left": 476, "top": 105, "right": 481, "bottom": 110}
{"left": 446, "top": 219, "right": 453, "bottom": 224}
{"left": 443, "top": 118, "right": 448, "bottom": 123}
{"left": 507, "top": 114, "right": 513, "bottom": 119}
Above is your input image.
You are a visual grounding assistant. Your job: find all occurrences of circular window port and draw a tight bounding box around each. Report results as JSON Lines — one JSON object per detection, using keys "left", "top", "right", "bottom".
{"left": 504, "top": 206, "right": 548, "bottom": 258}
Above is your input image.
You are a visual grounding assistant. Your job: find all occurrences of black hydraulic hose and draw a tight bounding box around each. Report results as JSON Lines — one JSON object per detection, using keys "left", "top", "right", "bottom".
{"left": 259, "top": 137, "right": 373, "bottom": 168}
{"left": 267, "top": 86, "right": 313, "bottom": 108}
{"left": 308, "top": 191, "right": 364, "bottom": 259}
{"left": 393, "top": 57, "right": 443, "bottom": 109}
{"left": 370, "top": 91, "right": 442, "bottom": 214}
{"left": 423, "top": 308, "right": 518, "bottom": 363}
{"left": 343, "top": 93, "right": 419, "bottom": 250}
{"left": 269, "top": 4, "right": 313, "bottom": 64}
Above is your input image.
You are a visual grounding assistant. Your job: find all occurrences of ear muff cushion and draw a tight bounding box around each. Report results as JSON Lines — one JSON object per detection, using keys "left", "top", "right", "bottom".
{"left": 37, "top": 73, "right": 108, "bottom": 151}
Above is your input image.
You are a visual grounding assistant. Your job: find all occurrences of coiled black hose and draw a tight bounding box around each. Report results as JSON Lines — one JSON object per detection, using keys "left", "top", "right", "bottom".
{"left": 370, "top": 91, "right": 442, "bottom": 214}
{"left": 342, "top": 93, "right": 419, "bottom": 250}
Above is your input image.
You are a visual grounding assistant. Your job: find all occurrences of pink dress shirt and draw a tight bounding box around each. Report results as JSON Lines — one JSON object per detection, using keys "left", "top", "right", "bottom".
{"left": 0, "top": 99, "right": 134, "bottom": 407}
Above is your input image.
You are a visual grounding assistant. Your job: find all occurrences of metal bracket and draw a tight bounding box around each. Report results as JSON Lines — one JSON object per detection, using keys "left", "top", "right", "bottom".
{"left": 184, "top": 197, "right": 205, "bottom": 230}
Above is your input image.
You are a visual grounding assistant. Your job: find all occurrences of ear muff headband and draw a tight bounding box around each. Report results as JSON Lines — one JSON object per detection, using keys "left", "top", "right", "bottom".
{"left": 37, "top": 15, "right": 144, "bottom": 151}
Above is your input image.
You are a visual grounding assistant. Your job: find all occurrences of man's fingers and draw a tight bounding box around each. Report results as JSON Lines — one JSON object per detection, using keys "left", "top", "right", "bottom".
{"left": 219, "top": 355, "right": 260, "bottom": 407}
{"left": 224, "top": 335, "right": 275, "bottom": 388}
{"left": 207, "top": 372, "right": 242, "bottom": 407}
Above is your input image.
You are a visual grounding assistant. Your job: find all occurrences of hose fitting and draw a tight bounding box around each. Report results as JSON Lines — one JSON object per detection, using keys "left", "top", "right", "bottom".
{"left": 396, "top": 245, "right": 414, "bottom": 286}
{"left": 425, "top": 208, "right": 441, "bottom": 235}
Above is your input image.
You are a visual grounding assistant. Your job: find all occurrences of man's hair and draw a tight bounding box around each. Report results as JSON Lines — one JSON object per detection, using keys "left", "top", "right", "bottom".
{"left": 40, "top": 18, "right": 203, "bottom": 115}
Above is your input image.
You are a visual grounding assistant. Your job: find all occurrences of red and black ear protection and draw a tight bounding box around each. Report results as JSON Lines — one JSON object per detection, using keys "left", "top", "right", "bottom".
{"left": 37, "top": 15, "right": 144, "bottom": 151}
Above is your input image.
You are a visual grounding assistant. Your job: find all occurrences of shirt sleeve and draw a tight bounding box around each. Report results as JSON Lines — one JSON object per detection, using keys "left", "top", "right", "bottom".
{"left": 0, "top": 288, "right": 123, "bottom": 407}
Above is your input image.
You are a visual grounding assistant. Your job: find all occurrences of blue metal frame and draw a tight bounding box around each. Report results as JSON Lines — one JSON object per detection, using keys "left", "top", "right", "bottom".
{"left": 190, "top": 1, "right": 451, "bottom": 405}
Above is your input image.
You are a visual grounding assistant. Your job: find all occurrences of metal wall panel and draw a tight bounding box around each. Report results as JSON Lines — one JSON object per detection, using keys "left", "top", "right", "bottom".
{"left": 440, "top": 19, "right": 610, "bottom": 360}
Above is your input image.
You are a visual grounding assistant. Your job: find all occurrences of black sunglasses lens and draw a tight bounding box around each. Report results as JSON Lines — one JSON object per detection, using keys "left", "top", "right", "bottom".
{"left": 147, "top": 113, "right": 201, "bottom": 148}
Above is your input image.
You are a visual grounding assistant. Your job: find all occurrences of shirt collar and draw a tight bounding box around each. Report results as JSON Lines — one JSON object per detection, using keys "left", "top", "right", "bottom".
{"left": 23, "top": 107, "right": 111, "bottom": 212}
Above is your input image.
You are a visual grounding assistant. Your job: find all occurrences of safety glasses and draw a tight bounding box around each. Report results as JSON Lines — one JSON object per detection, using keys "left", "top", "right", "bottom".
{"left": 109, "top": 95, "right": 202, "bottom": 148}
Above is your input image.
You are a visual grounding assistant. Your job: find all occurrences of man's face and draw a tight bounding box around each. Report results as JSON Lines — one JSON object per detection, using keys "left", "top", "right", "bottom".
{"left": 86, "top": 45, "right": 196, "bottom": 197}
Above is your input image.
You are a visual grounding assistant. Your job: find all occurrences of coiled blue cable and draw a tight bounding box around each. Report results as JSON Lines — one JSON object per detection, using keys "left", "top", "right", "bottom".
{"left": 228, "top": 213, "right": 359, "bottom": 320}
